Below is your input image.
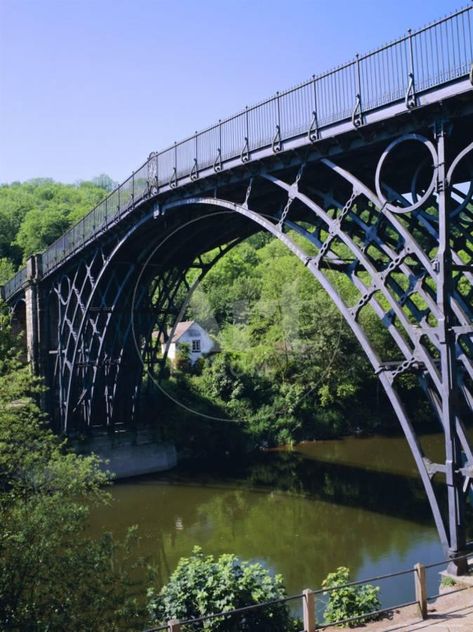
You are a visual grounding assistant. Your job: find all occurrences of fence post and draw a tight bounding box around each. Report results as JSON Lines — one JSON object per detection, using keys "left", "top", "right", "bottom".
{"left": 303, "top": 588, "right": 315, "bottom": 631}
{"left": 414, "top": 563, "right": 427, "bottom": 619}
{"left": 168, "top": 619, "right": 181, "bottom": 632}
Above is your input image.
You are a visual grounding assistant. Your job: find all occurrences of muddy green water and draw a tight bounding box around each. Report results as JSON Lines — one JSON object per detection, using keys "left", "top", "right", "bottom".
{"left": 89, "top": 434, "right": 451, "bottom": 607}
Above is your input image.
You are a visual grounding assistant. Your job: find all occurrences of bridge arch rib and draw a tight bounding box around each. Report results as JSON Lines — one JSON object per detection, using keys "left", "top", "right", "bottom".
{"left": 161, "top": 194, "right": 453, "bottom": 549}
{"left": 51, "top": 204, "right": 257, "bottom": 434}
{"left": 156, "top": 131, "right": 472, "bottom": 564}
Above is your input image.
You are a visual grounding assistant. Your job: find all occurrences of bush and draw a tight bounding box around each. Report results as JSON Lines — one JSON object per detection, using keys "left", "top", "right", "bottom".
{"left": 322, "top": 566, "right": 380, "bottom": 628}
{"left": 147, "top": 546, "right": 297, "bottom": 631}
{"left": 174, "top": 342, "right": 191, "bottom": 372}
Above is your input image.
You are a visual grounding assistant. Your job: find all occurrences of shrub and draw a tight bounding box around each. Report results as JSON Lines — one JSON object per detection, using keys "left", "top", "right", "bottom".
{"left": 174, "top": 342, "right": 192, "bottom": 372}
{"left": 322, "top": 566, "right": 381, "bottom": 627}
{"left": 147, "top": 546, "right": 297, "bottom": 631}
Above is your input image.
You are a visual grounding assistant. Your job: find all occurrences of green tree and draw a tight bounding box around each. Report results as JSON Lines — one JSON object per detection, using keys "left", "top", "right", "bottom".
{"left": 174, "top": 341, "right": 192, "bottom": 373}
{"left": 147, "top": 546, "right": 297, "bottom": 631}
{"left": 0, "top": 258, "right": 16, "bottom": 286}
{"left": 0, "top": 178, "right": 110, "bottom": 265}
{"left": 178, "top": 234, "right": 394, "bottom": 446}
{"left": 91, "top": 174, "right": 118, "bottom": 191}
{"left": 0, "top": 303, "right": 146, "bottom": 631}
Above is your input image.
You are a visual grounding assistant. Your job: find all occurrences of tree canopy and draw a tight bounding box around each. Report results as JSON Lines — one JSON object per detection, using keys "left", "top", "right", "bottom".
{"left": 154, "top": 231, "right": 429, "bottom": 448}
{"left": 0, "top": 178, "right": 112, "bottom": 267}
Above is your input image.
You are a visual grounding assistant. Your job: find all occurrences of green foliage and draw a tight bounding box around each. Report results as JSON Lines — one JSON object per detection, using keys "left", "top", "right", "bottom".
{"left": 0, "top": 178, "right": 110, "bottom": 265}
{"left": 147, "top": 546, "right": 297, "bottom": 631}
{"left": 440, "top": 575, "right": 456, "bottom": 588}
{"left": 0, "top": 306, "right": 22, "bottom": 375}
{"left": 91, "top": 173, "right": 118, "bottom": 191}
{"left": 0, "top": 302, "right": 146, "bottom": 631}
{"left": 322, "top": 566, "right": 381, "bottom": 627}
{"left": 0, "top": 258, "right": 16, "bottom": 285}
{"left": 157, "top": 234, "right": 400, "bottom": 448}
{"left": 174, "top": 342, "right": 192, "bottom": 373}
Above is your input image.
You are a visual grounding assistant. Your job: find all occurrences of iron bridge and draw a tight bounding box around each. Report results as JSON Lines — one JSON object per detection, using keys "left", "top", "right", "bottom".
{"left": 2, "top": 7, "right": 473, "bottom": 569}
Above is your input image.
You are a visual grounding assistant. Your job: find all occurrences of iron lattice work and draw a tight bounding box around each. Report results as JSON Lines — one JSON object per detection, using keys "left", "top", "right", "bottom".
{"left": 45, "top": 209, "right": 251, "bottom": 434}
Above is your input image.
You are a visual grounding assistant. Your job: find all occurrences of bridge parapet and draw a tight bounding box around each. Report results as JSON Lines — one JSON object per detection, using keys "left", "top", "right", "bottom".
{"left": 3, "top": 267, "right": 28, "bottom": 301}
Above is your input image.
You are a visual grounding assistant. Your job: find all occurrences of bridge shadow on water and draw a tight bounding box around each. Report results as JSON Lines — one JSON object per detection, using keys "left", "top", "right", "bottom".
{"left": 171, "top": 446, "right": 451, "bottom": 529}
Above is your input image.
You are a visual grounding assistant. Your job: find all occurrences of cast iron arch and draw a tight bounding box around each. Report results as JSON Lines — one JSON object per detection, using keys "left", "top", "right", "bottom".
{"left": 157, "top": 131, "right": 473, "bottom": 562}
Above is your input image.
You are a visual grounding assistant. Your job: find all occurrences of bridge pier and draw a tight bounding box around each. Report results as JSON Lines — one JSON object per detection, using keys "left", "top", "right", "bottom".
{"left": 74, "top": 430, "right": 177, "bottom": 479}
{"left": 24, "top": 254, "right": 46, "bottom": 373}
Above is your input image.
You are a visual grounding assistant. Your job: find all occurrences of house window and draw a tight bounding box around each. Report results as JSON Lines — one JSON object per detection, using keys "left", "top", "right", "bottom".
{"left": 191, "top": 339, "right": 201, "bottom": 353}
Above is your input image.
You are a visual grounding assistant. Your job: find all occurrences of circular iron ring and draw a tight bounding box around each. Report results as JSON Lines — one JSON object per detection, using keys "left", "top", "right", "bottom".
{"left": 447, "top": 140, "right": 473, "bottom": 217}
{"left": 375, "top": 134, "right": 438, "bottom": 214}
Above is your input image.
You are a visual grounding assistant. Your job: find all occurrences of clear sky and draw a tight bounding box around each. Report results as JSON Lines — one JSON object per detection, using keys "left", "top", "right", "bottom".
{"left": 0, "top": 0, "right": 466, "bottom": 184}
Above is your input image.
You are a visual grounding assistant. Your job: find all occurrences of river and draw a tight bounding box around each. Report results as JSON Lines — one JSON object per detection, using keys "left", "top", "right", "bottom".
{"left": 89, "top": 433, "right": 454, "bottom": 610}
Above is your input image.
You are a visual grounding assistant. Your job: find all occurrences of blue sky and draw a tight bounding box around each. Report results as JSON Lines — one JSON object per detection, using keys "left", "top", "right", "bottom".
{"left": 0, "top": 0, "right": 465, "bottom": 184}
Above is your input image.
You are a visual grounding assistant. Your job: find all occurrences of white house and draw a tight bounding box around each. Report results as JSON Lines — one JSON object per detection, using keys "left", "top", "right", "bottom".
{"left": 164, "top": 321, "right": 215, "bottom": 365}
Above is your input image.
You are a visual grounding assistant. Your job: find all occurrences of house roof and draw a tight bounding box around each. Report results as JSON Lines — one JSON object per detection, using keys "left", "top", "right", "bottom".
{"left": 170, "top": 320, "right": 195, "bottom": 343}
{"left": 152, "top": 320, "right": 208, "bottom": 344}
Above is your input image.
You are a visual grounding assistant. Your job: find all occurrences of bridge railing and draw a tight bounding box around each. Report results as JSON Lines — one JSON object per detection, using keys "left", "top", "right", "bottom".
{"left": 39, "top": 159, "right": 151, "bottom": 275}
{"left": 3, "top": 267, "right": 27, "bottom": 301}
{"left": 3, "top": 5, "right": 472, "bottom": 299}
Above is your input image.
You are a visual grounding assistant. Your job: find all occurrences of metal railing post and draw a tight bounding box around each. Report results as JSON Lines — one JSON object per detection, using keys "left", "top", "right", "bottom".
{"left": 303, "top": 588, "right": 316, "bottom": 631}
{"left": 414, "top": 562, "right": 427, "bottom": 619}
{"left": 167, "top": 619, "right": 181, "bottom": 632}
{"left": 352, "top": 54, "right": 363, "bottom": 127}
{"left": 245, "top": 105, "right": 249, "bottom": 147}
{"left": 309, "top": 74, "right": 319, "bottom": 141}
{"left": 405, "top": 28, "right": 417, "bottom": 109}
{"left": 174, "top": 142, "right": 177, "bottom": 180}
{"left": 272, "top": 92, "right": 282, "bottom": 152}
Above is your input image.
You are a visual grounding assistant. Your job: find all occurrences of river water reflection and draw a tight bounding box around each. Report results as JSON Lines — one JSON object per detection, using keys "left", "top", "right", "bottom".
{"left": 89, "top": 434, "right": 451, "bottom": 607}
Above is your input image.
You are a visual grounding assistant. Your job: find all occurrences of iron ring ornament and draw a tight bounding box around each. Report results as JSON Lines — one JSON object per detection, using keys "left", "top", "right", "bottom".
{"left": 375, "top": 134, "right": 438, "bottom": 214}
{"left": 446, "top": 140, "right": 473, "bottom": 217}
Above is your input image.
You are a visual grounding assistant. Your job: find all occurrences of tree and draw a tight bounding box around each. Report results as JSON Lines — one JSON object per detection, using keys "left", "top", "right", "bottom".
{"left": 0, "top": 303, "right": 146, "bottom": 631}
{"left": 91, "top": 174, "right": 118, "bottom": 192}
{"left": 147, "top": 547, "right": 297, "bottom": 631}
{"left": 0, "top": 258, "right": 16, "bottom": 285}
{"left": 174, "top": 341, "right": 192, "bottom": 372}
{"left": 179, "top": 234, "right": 394, "bottom": 446}
{"left": 0, "top": 178, "right": 111, "bottom": 264}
